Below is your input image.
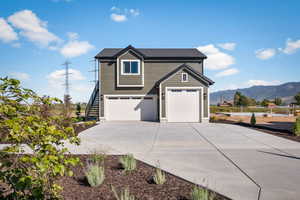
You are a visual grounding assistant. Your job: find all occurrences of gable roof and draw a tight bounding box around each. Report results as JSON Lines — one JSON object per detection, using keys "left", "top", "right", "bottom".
{"left": 156, "top": 64, "right": 214, "bottom": 86}
{"left": 95, "top": 45, "right": 207, "bottom": 60}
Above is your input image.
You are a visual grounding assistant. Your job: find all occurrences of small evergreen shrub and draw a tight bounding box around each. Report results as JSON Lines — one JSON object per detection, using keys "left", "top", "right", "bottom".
{"left": 191, "top": 186, "right": 216, "bottom": 200}
{"left": 111, "top": 186, "right": 135, "bottom": 200}
{"left": 119, "top": 154, "right": 136, "bottom": 172}
{"left": 85, "top": 164, "right": 105, "bottom": 187}
{"left": 250, "top": 113, "right": 256, "bottom": 126}
{"left": 293, "top": 117, "right": 300, "bottom": 136}
{"left": 153, "top": 167, "right": 166, "bottom": 185}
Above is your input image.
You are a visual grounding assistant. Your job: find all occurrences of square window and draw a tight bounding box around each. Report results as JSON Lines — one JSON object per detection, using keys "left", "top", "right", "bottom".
{"left": 122, "top": 60, "right": 140, "bottom": 75}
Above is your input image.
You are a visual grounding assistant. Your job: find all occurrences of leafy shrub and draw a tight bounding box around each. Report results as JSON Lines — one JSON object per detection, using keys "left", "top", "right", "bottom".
{"left": 0, "top": 77, "right": 80, "bottom": 199}
{"left": 85, "top": 163, "right": 105, "bottom": 187}
{"left": 209, "top": 116, "right": 217, "bottom": 122}
{"left": 250, "top": 113, "right": 256, "bottom": 126}
{"left": 293, "top": 117, "right": 300, "bottom": 136}
{"left": 111, "top": 186, "right": 135, "bottom": 200}
{"left": 153, "top": 164, "right": 166, "bottom": 185}
{"left": 84, "top": 120, "right": 96, "bottom": 126}
{"left": 191, "top": 186, "right": 216, "bottom": 200}
{"left": 119, "top": 154, "right": 136, "bottom": 172}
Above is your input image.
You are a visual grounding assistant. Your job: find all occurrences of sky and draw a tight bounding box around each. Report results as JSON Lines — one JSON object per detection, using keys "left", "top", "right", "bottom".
{"left": 0, "top": 0, "right": 300, "bottom": 102}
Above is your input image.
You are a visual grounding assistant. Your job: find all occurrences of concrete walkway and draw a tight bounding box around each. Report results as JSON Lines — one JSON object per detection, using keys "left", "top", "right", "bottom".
{"left": 2, "top": 122, "right": 300, "bottom": 200}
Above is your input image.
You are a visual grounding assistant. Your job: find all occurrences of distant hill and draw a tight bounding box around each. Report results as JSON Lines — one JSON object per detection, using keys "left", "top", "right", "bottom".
{"left": 210, "top": 82, "right": 300, "bottom": 105}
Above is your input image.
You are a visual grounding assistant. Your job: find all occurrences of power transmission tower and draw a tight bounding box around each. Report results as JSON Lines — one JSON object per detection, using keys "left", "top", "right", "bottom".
{"left": 62, "top": 61, "right": 72, "bottom": 95}
{"left": 62, "top": 61, "right": 72, "bottom": 117}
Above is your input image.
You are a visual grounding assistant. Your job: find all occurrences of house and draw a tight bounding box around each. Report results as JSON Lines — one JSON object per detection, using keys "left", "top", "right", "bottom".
{"left": 85, "top": 45, "right": 214, "bottom": 122}
{"left": 217, "top": 100, "right": 233, "bottom": 107}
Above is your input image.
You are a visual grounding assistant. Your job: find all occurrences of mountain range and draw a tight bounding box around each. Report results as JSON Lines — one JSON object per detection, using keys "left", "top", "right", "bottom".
{"left": 210, "top": 82, "right": 300, "bottom": 105}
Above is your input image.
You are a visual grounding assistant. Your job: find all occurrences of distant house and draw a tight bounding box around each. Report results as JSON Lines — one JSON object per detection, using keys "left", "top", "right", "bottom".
{"left": 217, "top": 100, "right": 233, "bottom": 107}
{"left": 267, "top": 102, "right": 276, "bottom": 109}
{"left": 85, "top": 45, "right": 214, "bottom": 122}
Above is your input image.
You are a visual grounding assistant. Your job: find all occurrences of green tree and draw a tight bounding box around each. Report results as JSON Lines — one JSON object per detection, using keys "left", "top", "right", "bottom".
{"left": 250, "top": 113, "right": 256, "bottom": 126}
{"left": 295, "top": 92, "right": 300, "bottom": 105}
{"left": 239, "top": 95, "right": 249, "bottom": 107}
{"left": 0, "top": 77, "right": 80, "bottom": 199}
{"left": 233, "top": 91, "right": 242, "bottom": 106}
{"left": 261, "top": 99, "right": 270, "bottom": 107}
{"left": 294, "top": 117, "right": 300, "bottom": 136}
{"left": 274, "top": 97, "right": 282, "bottom": 106}
{"left": 76, "top": 103, "right": 81, "bottom": 119}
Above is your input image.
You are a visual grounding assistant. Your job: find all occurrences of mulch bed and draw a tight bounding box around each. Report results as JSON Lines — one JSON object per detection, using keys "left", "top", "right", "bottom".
{"left": 60, "top": 155, "right": 229, "bottom": 200}
{"left": 1, "top": 155, "right": 230, "bottom": 200}
{"left": 211, "top": 119, "right": 300, "bottom": 143}
{"left": 73, "top": 123, "right": 97, "bottom": 136}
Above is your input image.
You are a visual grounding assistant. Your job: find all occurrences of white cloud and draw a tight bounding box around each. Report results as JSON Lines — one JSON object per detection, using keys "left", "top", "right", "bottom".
{"left": 255, "top": 48, "right": 276, "bottom": 60}
{"left": 280, "top": 38, "right": 300, "bottom": 54}
{"left": 218, "top": 43, "right": 236, "bottom": 51}
{"left": 67, "top": 32, "right": 79, "bottom": 40}
{"left": 129, "top": 9, "right": 140, "bottom": 16}
{"left": 110, "top": 13, "right": 127, "bottom": 22}
{"left": 46, "top": 69, "right": 91, "bottom": 102}
{"left": 111, "top": 6, "right": 120, "bottom": 11}
{"left": 246, "top": 80, "right": 281, "bottom": 87}
{"left": 110, "top": 7, "right": 139, "bottom": 22}
{"left": 47, "top": 68, "right": 85, "bottom": 82}
{"left": 197, "top": 44, "right": 235, "bottom": 70}
{"left": 60, "top": 40, "right": 94, "bottom": 58}
{"left": 215, "top": 68, "right": 239, "bottom": 77}
{"left": 9, "top": 72, "right": 30, "bottom": 81}
{"left": 8, "top": 10, "right": 61, "bottom": 47}
{"left": 11, "top": 43, "right": 21, "bottom": 48}
{"left": 0, "top": 18, "right": 18, "bottom": 43}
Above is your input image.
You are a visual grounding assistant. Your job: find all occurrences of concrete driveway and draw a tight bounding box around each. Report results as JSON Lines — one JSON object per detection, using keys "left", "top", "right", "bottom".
{"left": 66, "top": 122, "right": 300, "bottom": 200}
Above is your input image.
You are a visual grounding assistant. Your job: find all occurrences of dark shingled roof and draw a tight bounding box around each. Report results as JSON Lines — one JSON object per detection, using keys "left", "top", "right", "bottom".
{"left": 95, "top": 45, "right": 207, "bottom": 59}
{"left": 156, "top": 64, "right": 214, "bottom": 86}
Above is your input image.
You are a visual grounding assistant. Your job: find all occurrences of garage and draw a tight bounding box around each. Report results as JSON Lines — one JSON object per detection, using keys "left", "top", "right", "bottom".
{"left": 166, "top": 88, "right": 201, "bottom": 122}
{"left": 105, "top": 95, "right": 157, "bottom": 121}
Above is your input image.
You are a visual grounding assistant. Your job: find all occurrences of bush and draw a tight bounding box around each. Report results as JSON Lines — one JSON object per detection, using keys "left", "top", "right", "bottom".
{"left": 250, "top": 113, "right": 256, "bottom": 126}
{"left": 84, "top": 120, "right": 96, "bottom": 126}
{"left": 153, "top": 167, "right": 166, "bottom": 185}
{"left": 119, "top": 154, "right": 136, "bottom": 172}
{"left": 111, "top": 186, "right": 135, "bottom": 200}
{"left": 293, "top": 117, "right": 300, "bottom": 136}
{"left": 0, "top": 77, "right": 80, "bottom": 199}
{"left": 85, "top": 163, "right": 105, "bottom": 187}
{"left": 191, "top": 186, "right": 216, "bottom": 200}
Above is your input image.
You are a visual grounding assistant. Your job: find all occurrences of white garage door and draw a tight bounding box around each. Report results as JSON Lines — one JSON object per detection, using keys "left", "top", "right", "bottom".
{"left": 167, "top": 89, "right": 200, "bottom": 122}
{"left": 105, "top": 96, "right": 157, "bottom": 121}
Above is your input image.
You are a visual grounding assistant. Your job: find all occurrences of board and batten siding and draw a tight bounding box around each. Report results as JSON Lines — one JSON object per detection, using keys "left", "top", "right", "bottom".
{"left": 99, "top": 58, "right": 205, "bottom": 118}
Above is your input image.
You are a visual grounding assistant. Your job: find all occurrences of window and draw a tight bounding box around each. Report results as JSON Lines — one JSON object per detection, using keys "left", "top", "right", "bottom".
{"left": 121, "top": 60, "right": 140, "bottom": 75}
{"left": 181, "top": 73, "right": 188, "bottom": 82}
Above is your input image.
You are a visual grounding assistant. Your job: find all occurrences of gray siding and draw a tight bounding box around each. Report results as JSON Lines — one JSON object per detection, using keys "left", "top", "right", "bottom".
{"left": 100, "top": 57, "right": 206, "bottom": 119}
{"left": 118, "top": 51, "right": 143, "bottom": 86}
{"left": 161, "top": 69, "right": 208, "bottom": 119}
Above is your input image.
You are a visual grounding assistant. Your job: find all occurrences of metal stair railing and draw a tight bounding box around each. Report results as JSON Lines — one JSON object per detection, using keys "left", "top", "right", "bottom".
{"left": 85, "top": 81, "right": 99, "bottom": 119}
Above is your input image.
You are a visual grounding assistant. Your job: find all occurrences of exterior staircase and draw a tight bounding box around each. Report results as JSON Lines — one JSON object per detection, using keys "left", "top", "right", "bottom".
{"left": 85, "top": 81, "right": 99, "bottom": 120}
